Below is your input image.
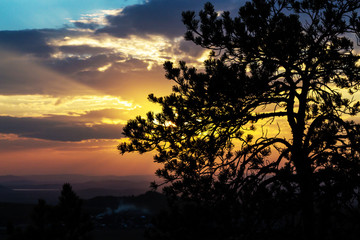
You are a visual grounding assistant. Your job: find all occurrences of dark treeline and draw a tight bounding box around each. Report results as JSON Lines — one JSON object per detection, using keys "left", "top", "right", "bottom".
{"left": 7, "top": 184, "right": 93, "bottom": 240}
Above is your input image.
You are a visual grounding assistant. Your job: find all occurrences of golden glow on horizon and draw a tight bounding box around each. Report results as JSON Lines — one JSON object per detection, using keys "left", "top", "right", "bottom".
{"left": 101, "top": 117, "right": 126, "bottom": 125}
{"left": 0, "top": 94, "right": 141, "bottom": 117}
{"left": 0, "top": 136, "right": 157, "bottom": 176}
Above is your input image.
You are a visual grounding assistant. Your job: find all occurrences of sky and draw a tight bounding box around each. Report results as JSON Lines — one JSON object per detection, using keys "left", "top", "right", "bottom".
{"left": 0, "top": 0, "right": 245, "bottom": 176}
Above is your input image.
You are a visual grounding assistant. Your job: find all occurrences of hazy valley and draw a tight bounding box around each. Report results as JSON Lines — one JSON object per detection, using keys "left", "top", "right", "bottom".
{"left": 0, "top": 174, "right": 158, "bottom": 204}
{"left": 0, "top": 174, "right": 166, "bottom": 240}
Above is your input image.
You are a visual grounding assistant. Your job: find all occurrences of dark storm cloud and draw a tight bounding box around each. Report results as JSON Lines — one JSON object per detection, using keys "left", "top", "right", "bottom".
{"left": 0, "top": 49, "right": 97, "bottom": 96}
{"left": 49, "top": 53, "right": 125, "bottom": 74}
{"left": 0, "top": 116, "right": 123, "bottom": 141}
{"left": 0, "top": 28, "right": 89, "bottom": 59}
{"left": 0, "top": 30, "right": 54, "bottom": 57}
{"left": 73, "top": 21, "right": 100, "bottom": 30}
{"left": 97, "top": 0, "right": 243, "bottom": 38}
{"left": 0, "top": 136, "right": 72, "bottom": 152}
{"left": 0, "top": 0, "right": 243, "bottom": 59}
{"left": 110, "top": 58, "right": 149, "bottom": 70}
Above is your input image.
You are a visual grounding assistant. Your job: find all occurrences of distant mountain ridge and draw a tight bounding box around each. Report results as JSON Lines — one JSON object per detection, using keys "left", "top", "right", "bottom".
{"left": 0, "top": 174, "right": 157, "bottom": 184}
{"left": 0, "top": 174, "right": 160, "bottom": 204}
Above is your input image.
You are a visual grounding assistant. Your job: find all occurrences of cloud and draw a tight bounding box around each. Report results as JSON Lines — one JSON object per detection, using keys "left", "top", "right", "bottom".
{"left": 0, "top": 28, "right": 98, "bottom": 59}
{"left": 97, "top": 0, "right": 242, "bottom": 38}
{"left": 72, "top": 64, "right": 173, "bottom": 100}
{"left": 73, "top": 21, "right": 100, "bottom": 30}
{"left": 0, "top": 0, "right": 244, "bottom": 120}
{"left": 49, "top": 53, "right": 125, "bottom": 74}
{"left": 58, "top": 45, "right": 113, "bottom": 55}
{"left": 0, "top": 94, "right": 139, "bottom": 118}
{"left": 0, "top": 134, "right": 79, "bottom": 152}
{"left": 45, "top": 34, "right": 208, "bottom": 98}
{"left": 0, "top": 0, "right": 241, "bottom": 64}
{"left": 0, "top": 116, "right": 123, "bottom": 141}
{"left": 69, "top": 9, "right": 123, "bottom": 30}
{"left": 0, "top": 49, "right": 99, "bottom": 96}
{"left": 0, "top": 30, "right": 54, "bottom": 57}
{"left": 48, "top": 34, "right": 179, "bottom": 63}
{"left": 178, "top": 40, "right": 204, "bottom": 58}
{"left": 0, "top": 134, "right": 123, "bottom": 155}
{"left": 0, "top": 0, "right": 251, "bottom": 176}
{"left": 0, "top": 2, "right": 217, "bottom": 97}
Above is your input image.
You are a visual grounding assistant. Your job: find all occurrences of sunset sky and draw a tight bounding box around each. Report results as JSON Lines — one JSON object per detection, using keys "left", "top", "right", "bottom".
{"left": 0, "top": 0, "right": 245, "bottom": 176}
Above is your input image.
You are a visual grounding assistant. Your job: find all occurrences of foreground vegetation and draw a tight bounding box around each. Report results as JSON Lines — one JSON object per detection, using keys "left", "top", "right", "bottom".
{"left": 4, "top": 185, "right": 166, "bottom": 240}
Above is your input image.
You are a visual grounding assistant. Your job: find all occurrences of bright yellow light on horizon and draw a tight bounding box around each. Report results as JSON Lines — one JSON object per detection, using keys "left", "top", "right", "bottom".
{"left": 0, "top": 94, "right": 141, "bottom": 118}
{"left": 101, "top": 118, "right": 126, "bottom": 125}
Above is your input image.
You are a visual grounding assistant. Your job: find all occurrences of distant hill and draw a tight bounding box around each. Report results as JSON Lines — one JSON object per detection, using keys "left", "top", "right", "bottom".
{"left": 0, "top": 174, "right": 158, "bottom": 185}
{"left": 0, "top": 174, "right": 161, "bottom": 204}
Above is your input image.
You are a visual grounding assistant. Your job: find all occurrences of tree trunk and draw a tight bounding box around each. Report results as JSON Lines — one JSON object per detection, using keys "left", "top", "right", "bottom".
{"left": 293, "top": 149, "right": 314, "bottom": 239}
{"left": 298, "top": 164, "right": 314, "bottom": 239}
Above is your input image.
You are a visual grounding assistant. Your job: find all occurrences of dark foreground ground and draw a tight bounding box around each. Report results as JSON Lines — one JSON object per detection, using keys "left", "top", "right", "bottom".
{"left": 0, "top": 228, "right": 146, "bottom": 240}
{"left": 0, "top": 191, "right": 167, "bottom": 240}
{"left": 90, "top": 228, "right": 145, "bottom": 240}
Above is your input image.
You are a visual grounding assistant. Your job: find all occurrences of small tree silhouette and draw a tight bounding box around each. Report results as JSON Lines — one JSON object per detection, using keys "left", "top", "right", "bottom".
{"left": 7, "top": 184, "right": 93, "bottom": 240}
{"left": 56, "top": 183, "right": 93, "bottom": 240}
{"left": 120, "top": 0, "right": 360, "bottom": 239}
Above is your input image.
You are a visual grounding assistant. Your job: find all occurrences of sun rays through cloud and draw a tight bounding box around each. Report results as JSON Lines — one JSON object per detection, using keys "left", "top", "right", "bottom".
{"left": 0, "top": 0, "right": 244, "bottom": 175}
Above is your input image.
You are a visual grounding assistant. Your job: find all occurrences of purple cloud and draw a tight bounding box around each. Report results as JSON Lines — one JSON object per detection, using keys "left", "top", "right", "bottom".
{"left": 0, "top": 116, "right": 123, "bottom": 141}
